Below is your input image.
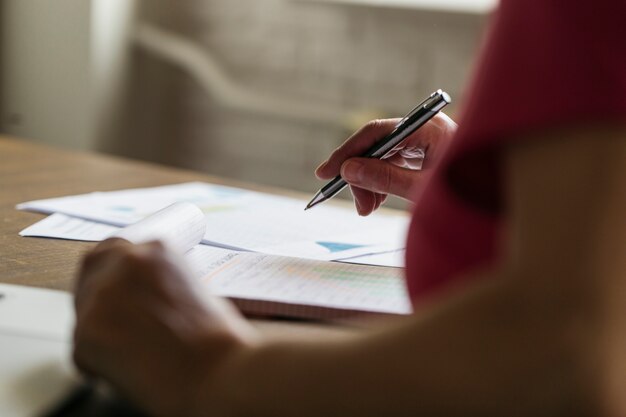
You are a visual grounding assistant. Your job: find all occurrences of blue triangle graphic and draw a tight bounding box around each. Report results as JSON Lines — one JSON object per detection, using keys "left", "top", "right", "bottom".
{"left": 316, "top": 241, "right": 368, "bottom": 253}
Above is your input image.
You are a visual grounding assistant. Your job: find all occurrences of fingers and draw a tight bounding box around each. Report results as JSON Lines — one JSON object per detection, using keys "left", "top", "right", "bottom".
{"left": 75, "top": 239, "right": 128, "bottom": 310}
{"left": 73, "top": 240, "right": 182, "bottom": 376}
{"left": 341, "top": 158, "right": 420, "bottom": 201}
{"left": 74, "top": 240, "right": 166, "bottom": 311}
{"left": 313, "top": 114, "right": 456, "bottom": 216}
{"left": 349, "top": 186, "right": 388, "bottom": 216}
{"left": 417, "top": 112, "right": 458, "bottom": 168}
{"left": 316, "top": 119, "right": 401, "bottom": 179}
{"left": 316, "top": 113, "right": 457, "bottom": 179}
{"left": 72, "top": 237, "right": 259, "bottom": 417}
{"left": 349, "top": 186, "right": 376, "bottom": 216}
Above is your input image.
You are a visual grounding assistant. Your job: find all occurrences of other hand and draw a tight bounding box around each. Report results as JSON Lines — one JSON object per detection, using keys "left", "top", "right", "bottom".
{"left": 73, "top": 239, "right": 258, "bottom": 417}
{"left": 315, "top": 114, "right": 457, "bottom": 215}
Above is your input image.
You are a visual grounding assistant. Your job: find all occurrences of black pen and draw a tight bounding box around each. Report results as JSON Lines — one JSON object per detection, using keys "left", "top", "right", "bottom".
{"left": 305, "top": 89, "right": 451, "bottom": 210}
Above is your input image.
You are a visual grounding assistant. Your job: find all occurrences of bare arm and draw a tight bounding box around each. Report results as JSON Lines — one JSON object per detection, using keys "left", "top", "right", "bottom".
{"left": 212, "top": 126, "right": 626, "bottom": 417}
{"left": 73, "top": 126, "right": 626, "bottom": 417}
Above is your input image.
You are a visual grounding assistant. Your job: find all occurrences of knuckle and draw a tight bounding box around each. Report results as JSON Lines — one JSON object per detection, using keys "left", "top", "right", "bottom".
{"left": 75, "top": 304, "right": 118, "bottom": 346}
{"left": 144, "top": 241, "right": 170, "bottom": 261}
{"left": 146, "top": 240, "right": 167, "bottom": 251}
{"left": 363, "top": 119, "right": 384, "bottom": 134}
{"left": 371, "top": 164, "right": 393, "bottom": 193}
{"left": 118, "top": 248, "right": 163, "bottom": 283}
{"left": 97, "top": 276, "right": 123, "bottom": 299}
{"left": 434, "top": 112, "right": 457, "bottom": 131}
{"left": 82, "top": 250, "right": 98, "bottom": 264}
{"left": 119, "top": 249, "right": 151, "bottom": 269}
{"left": 81, "top": 250, "right": 103, "bottom": 271}
{"left": 81, "top": 241, "right": 129, "bottom": 271}
{"left": 365, "top": 161, "right": 393, "bottom": 194}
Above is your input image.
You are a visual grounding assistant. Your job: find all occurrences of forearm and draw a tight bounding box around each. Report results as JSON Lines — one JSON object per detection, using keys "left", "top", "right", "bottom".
{"left": 209, "top": 126, "right": 624, "bottom": 417}
{"left": 212, "top": 271, "right": 596, "bottom": 417}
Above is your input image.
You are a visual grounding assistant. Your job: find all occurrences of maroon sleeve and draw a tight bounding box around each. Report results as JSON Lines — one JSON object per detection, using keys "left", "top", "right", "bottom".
{"left": 443, "top": 0, "right": 626, "bottom": 211}
{"left": 453, "top": 0, "right": 626, "bottom": 154}
{"left": 405, "top": 0, "right": 626, "bottom": 302}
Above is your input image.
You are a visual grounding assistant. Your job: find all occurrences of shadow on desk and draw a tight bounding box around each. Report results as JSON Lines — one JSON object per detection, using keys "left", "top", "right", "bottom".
{"left": 43, "top": 385, "right": 149, "bottom": 417}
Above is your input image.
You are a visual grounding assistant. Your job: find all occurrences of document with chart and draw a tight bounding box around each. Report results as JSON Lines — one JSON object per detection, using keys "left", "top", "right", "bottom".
{"left": 18, "top": 182, "right": 408, "bottom": 264}
{"left": 84, "top": 202, "right": 412, "bottom": 321}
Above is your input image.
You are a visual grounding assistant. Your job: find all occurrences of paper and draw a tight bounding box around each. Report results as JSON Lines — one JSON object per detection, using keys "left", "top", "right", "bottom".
{"left": 20, "top": 213, "right": 404, "bottom": 267}
{"left": 17, "top": 182, "right": 409, "bottom": 260}
{"left": 187, "top": 246, "right": 412, "bottom": 315}
{"left": 113, "top": 202, "right": 207, "bottom": 254}
{"left": 0, "top": 284, "right": 78, "bottom": 417}
{"left": 20, "top": 202, "right": 207, "bottom": 257}
{"left": 19, "top": 212, "right": 118, "bottom": 242}
{"left": 0, "top": 284, "right": 75, "bottom": 341}
{"left": 258, "top": 225, "right": 407, "bottom": 262}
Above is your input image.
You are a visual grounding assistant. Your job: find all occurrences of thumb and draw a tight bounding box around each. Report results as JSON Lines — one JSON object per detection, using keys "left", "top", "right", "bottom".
{"left": 341, "top": 158, "right": 418, "bottom": 200}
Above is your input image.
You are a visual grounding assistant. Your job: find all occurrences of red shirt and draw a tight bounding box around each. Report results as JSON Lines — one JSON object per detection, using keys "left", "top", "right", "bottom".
{"left": 405, "top": 0, "right": 626, "bottom": 304}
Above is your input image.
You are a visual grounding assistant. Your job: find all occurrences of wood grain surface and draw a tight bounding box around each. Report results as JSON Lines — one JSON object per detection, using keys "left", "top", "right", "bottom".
{"left": 1, "top": 136, "right": 244, "bottom": 290}
{"left": 0, "top": 136, "right": 367, "bottom": 336}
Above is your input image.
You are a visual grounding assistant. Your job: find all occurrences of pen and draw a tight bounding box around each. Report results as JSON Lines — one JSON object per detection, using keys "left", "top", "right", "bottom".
{"left": 305, "top": 89, "right": 451, "bottom": 210}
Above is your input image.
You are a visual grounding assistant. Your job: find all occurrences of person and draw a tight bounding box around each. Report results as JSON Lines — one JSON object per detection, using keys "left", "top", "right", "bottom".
{"left": 72, "top": 0, "right": 626, "bottom": 416}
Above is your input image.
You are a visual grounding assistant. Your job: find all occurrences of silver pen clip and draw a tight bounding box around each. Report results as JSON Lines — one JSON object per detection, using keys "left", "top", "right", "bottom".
{"left": 396, "top": 89, "right": 450, "bottom": 127}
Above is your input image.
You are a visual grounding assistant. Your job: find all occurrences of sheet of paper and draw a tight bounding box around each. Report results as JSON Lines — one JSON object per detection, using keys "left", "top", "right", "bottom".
{"left": 0, "top": 284, "right": 75, "bottom": 341}
{"left": 20, "top": 213, "right": 404, "bottom": 267}
{"left": 20, "top": 202, "right": 208, "bottom": 257}
{"left": 185, "top": 244, "right": 241, "bottom": 276}
{"left": 113, "top": 202, "right": 206, "bottom": 254}
{"left": 259, "top": 224, "right": 408, "bottom": 262}
{"left": 188, "top": 247, "right": 412, "bottom": 315}
{"left": 18, "top": 182, "right": 409, "bottom": 261}
{"left": 19, "top": 212, "right": 119, "bottom": 241}
{"left": 0, "top": 284, "right": 78, "bottom": 417}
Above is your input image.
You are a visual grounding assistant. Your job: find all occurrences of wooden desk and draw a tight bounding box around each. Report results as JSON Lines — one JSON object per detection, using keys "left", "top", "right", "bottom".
{"left": 0, "top": 136, "right": 354, "bottom": 337}
{"left": 2, "top": 136, "right": 372, "bottom": 416}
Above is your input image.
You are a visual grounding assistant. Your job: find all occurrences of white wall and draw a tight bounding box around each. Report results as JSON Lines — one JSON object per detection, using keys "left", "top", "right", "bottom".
{"left": 91, "top": 0, "right": 137, "bottom": 149}
{"left": 0, "top": 0, "right": 486, "bottom": 201}
{"left": 0, "top": 0, "right": 136, "bottom": 150}
{"left": 122, "top": 0, "right": 486, "bottom": 194}
{"left": 0, "top": 0, "right": 92, "bottom": 148}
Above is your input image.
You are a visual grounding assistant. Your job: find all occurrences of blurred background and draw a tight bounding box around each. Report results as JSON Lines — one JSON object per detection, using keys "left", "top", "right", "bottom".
{"left": 0, "top": 0, "right": 493, "bottom": 206}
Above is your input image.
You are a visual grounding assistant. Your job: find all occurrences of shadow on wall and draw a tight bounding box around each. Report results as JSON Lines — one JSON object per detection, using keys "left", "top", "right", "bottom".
{"left": 104, "top": 0, "right": 486, "bottom": 200}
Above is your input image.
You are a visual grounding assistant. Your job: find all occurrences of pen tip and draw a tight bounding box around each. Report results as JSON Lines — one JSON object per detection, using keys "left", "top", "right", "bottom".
{"left": 305, "top": 193, "right": 325, "bottom": 211}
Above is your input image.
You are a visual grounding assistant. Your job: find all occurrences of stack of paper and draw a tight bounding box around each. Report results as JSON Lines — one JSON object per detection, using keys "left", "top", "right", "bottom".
{"left": 61, "top": 202, "right": 413, "bottom": 320}
{"left": 18, "top": 182, "right": 407, "bottom": 266}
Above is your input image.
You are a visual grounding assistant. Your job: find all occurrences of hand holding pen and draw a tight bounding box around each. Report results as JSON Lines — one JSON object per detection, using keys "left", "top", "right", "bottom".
{"left": 310, "top": 90, "right": 456, "bottom": 215}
